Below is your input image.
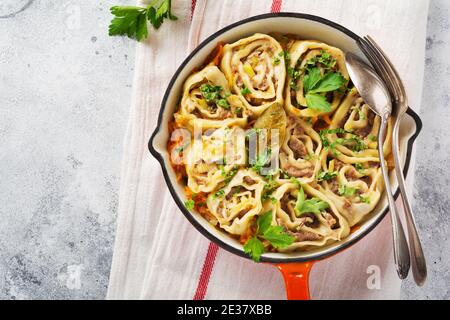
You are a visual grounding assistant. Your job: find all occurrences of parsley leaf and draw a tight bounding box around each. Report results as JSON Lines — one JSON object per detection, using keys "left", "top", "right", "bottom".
{"left": 243, "top": 237, "right": 265, "bottom": 262}
{"left": 303, "top": 67, "right": 322, "bottom": 93}
{"left": 309, "top": 72, "right": 346, "bottom": 94}
{"left": 263, "top": 226, "right": 296, "bottom": 248}
{"left": 244, "top": 211, "right": 295, "bottom": 262}
{"left": 257, "top": 211, "right": 273, "bottom": 234}
{"left": 305, "top": 93, "right": 331, "bottom": 112}
{"left": 294, "top": 187, "right": 330, "bottom": 216}
{"left": 109, "top": 1, "right": 177, "bottom": 41}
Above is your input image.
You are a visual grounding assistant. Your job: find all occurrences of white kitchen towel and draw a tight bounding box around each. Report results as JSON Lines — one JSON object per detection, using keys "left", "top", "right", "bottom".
{"left": 107, "top": 0, "right": 429, "bottom": 300}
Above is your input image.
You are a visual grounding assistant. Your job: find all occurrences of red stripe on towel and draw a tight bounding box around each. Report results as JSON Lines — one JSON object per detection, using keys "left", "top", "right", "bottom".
{"left": 193, "top": 242, "right": 219, "bottom": 300}
{"left": 271, "top": 0, "right": 282, "bottom": 13}
{"left": 191, "top": 0, "right": 197, "bottom": 19}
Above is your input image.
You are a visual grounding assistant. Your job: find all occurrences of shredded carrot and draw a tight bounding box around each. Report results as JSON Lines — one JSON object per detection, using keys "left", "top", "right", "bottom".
{"left": 350, "top": 225, "right": 361, "bottom": 234}
{"left": 167, "top": 120, "right": 187, "bottom": 182}
{"left": 212, "top": 43, "right": 224, "bottom": 66}
{"left": 323, "top": 114, "right": 332, "bottom": 125}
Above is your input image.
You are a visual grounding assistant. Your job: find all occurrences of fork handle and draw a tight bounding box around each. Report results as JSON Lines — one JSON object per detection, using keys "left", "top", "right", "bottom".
{"left": 393, "top": 115, "right": 427, "bottom": 286}
{"left": 379, "top": 115, "right": 411, "bottom": 279}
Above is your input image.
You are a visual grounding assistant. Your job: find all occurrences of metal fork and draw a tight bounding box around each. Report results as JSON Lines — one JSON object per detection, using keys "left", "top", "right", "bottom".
{"left": 357, "top": 36, "right": 427, "bottom": 286}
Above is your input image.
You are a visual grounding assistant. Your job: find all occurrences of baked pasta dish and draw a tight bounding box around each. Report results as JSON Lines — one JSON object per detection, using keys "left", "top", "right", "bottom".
{"left": 168, "top": 33, "right": 392, "bottom": 261}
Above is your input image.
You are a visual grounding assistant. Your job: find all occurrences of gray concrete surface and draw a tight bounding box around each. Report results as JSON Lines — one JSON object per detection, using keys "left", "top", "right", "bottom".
{"left": 0, "top": 0, "right": 448, "bottom": 299}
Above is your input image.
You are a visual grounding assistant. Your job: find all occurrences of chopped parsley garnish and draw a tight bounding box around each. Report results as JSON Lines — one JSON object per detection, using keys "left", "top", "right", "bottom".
{"left": 273, "top": 56, "right": 281, "bottom": 65}
{"left": 369, "top": 134, "right": 377, "bottom": 142}
{"left": 244, "top": 211, "right": 295, "bottom": 262}
{"left": 359, "top": 195, "right": 371, "bottom": 204}
{"left": 108, "top": 0, "right": 177, "bottom": 41}
{"left": 199, "top": 84, "right": 230, "bottom": 109}
{"left": 338, "top": 184, "right": 358, "bottom": 197}
{"left": 241, "top": 86, "right": 251, "bottom": 95}
{"left": 280, "top": 50, "right": 290, "bottom": 67}
{"left": 184, "top": 199, "right": 195, "bottom": 211}
{"left": 355, "top": 163, "right": 365, "bottom": 173}
{"left": 294, "top": 187, "right": 330, "bottom": 217}
{"left": 214, "top": 189, "right": 225, "bottom": 199}
{"left": 317, "top": 170, "right": 338, "bottom": 181}
{"left": 223, "top": 166, "right": 239, "bottom": 184}
{"left": 261, "top": 178, "right": 277, "bottom": 203}
{"left": 216, "top": 98, "right": 230, "bottom": 109}
{"left": 251, "top": 148, "right": 271, "bottom": 174}
{"left": 303, "top": 50, "right": 337, "bottom": 72}
{"left": 319, "top": 128, "right": 367, "bottom": 154}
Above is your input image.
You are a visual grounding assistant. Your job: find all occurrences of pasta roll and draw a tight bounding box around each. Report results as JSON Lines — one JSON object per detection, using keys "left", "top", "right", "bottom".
{"left": 264, "top": 182, "right": 350, "bottom": 251}
{"left": 285, "top": 41, "right": 349, "bottom": 117}
{"left": 317, "top": 153, "right": 384, "bottom": 226}
{"left": 279, "top": 116, "right": 322, "bottom": 182}
{"left": 221, "top": 33, "right": 286, "bottom": 116}
{"left": 329, "top": 87, "right": 393, "bottom": 162}
{"left": 206, "top": 169, "right": 266, "bottom": 235}
{"left": 174, "top": 65, "right": 249, "bottom": 130}
{"left": 185, "top": 126, "right": 246, "bottom": 193}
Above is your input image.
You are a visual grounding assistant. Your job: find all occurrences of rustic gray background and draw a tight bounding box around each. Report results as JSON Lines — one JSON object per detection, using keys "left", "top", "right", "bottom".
{"left": 0, "top": 0, "right": 448, "bottom": 299}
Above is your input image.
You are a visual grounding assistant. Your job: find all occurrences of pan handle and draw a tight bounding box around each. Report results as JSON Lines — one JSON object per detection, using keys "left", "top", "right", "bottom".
{"left": 275, "top": 262, "right": 315, "bottom": 300}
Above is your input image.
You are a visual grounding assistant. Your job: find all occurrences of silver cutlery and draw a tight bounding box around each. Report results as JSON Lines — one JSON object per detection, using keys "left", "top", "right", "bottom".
{"left": 345, "top": 53, "right": 411, "bottom": 279}
{"left": 357, "top": 36, "right": 427, "bottom": 286}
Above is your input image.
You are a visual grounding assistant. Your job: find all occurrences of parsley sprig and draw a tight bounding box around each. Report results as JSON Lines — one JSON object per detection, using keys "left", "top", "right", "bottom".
{"left": 303, "top": 69, "right": 346, "bottom": 112}
{"left": 244, "top": 211, "right": 295, "bottom": 262}
{"left": 288, "top": 51, "right": 346, "bottom": 112}
{"left": 108, "top": 0, "right": 177, "bottom": 41}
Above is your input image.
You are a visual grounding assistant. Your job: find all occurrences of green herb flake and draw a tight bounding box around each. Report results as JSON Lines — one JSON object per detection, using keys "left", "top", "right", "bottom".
{"left": 338, "top": 184, "right": 358, "bottom": 197}
{"left": 317, "top": 170, "right": 338, "bottom": 181}
{"left": 184, "top": 199, "right": 195, "bottom": 211}
{"left": 241, "top": 86, "right": 251, "bottom": 95}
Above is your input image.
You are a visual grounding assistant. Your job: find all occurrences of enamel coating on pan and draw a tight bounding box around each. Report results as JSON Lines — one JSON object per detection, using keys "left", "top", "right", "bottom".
{"left": 148, "top": 13, "right": 422, "bottom": 264}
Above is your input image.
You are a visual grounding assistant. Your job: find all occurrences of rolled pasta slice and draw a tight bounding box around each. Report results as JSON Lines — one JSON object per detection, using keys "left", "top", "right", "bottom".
{"left": 221, "top": 33, "right": 286, "bottom": 116}
{"left": 329, "top": 87, "right": 393, "bottom": 161}
{"left": 285, "top": 41, "right": 349, "bottom": 117}
{"left": 279, "top": 116, "right": 322, "bottom": 182}
{"left": 185, "top": 126, "right": 246, "bottom": 193}
{"left": 263, "top": 182, "right": 350, "bottom": 251}
{"left": 317, "top": 154, "right": 384, "bottom": 226}
{"left": 174, "top": 65, "right": 249, "bottom": 130}
{"left": 206, "top": 169, "right": 265, "bottom": 235}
